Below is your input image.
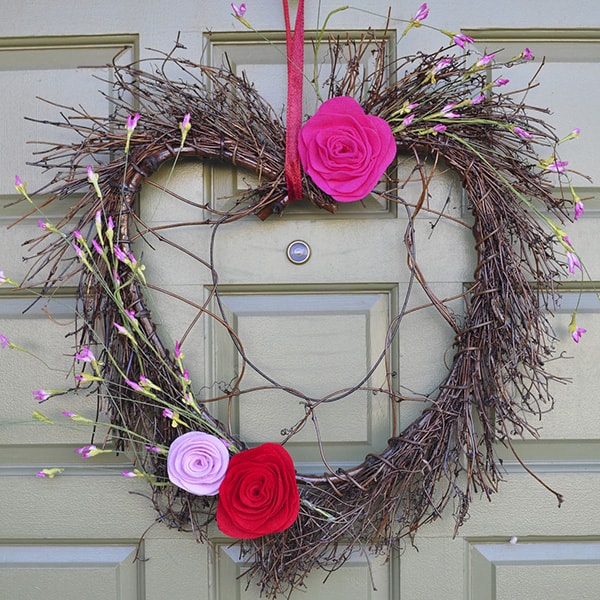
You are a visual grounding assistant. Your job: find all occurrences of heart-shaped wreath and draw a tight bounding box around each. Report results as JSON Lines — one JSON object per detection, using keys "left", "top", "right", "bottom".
{"left": 7, "top": 2, "right": 588, "bottom": 597}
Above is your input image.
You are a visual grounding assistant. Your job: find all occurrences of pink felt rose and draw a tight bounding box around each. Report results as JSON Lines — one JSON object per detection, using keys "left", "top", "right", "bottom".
{"left": 298, "top": 96, "right": 396, "bottom": 202}
{"left": 167, "top": 431, "right": 230, "bottom": 496}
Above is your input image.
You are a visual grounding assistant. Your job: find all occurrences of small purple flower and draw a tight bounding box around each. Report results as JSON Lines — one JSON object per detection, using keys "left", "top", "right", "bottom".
{"left": 75, "top": 346, "right": 96, "bottom": 363}
{"left": 433, "top": 124, "right": 447, "bottom": 133}
{"left": 547, "top": 160, "right": 568, "bottom": 173}
{"left": 124, "top": 113, "right": 141, "bottom": 153}
{"left": 514, "top": 126, "right": 533, "bottom": 139}
{"left": 125, "top": 378, "right": 143, "bottom": 392}
{"left": 145, "top": 445, "right": 163, "bottom": 453}
{"left": 571, "top": 326, "right": 587, "bottom": 343}
{"left": 441, "top": 103, "right": 461, "bottom": 118}
{"left": 402, "top": 113, "right": 415, "bottom": 127}
{"left": 567, "top": 251, "right": 582, "bottom": 273}
{"left": 75, "top": 444, "right": 111, "bottom": 459}
{"left": 471, "top": 94, "right": 485, "bottom": 104}
{"left": 125, "top": 308, "right": 137, "bottom": 321}
{"left": 574, "top": 200, "right": 585, "bottom": 220}
{"left": 92, "top": 239, "right": 103, "bottom": 255}
{"left": 62, "top": 411, "right": 77, "bottom": 418}
{"left": 453, "top": 33, "right": 474, "bottom": 48}
{"left": 87, "top": 166, "right": 102, "bottom": 198}
{"left": 494, "top": 78, "right": 510, "bottom": 86}
{"left": 231, "top": 2, "right": 246, "bottom": 18}
{"left": 0, "top": 334, "right": 9, "bottom": 349}
{"left": 126, "top": 112, "right": 140, "bottom": 132}
{"left": 75, "top": 372, "right": 103, "bottom": 383}
{"left": 113, "top": 246, "right": 127, "bottom": 262}
{"left": 76, "top": 444, "right": 97, "bottom": 459}
{"left": 412, "top": 3, "right": 429, "bottom": 22}
{"left": 113, "top": 322, "right": 128, "bottom": 335}
{"left": 174, "top": 340, "right": 182, "bottom": 359}
{"left": 179, "top": 113, "right": 192, "bottom": 147}
{"left": 182, "top": 113, "right": 191, "bottom": 128}
{"left": 32, "top": 389, "right": 51, "bottom": 402}
{"left": 37, "top": 220, "right": 58, "bottom": 234}
{"left": 162, "top": 408, "right": 187, "bottom": 428}
{"left": 73, "top": 230, "right": 82, "bottom": 240}
{"left": 433, "top": 57, "right": 452, "bottom": 74}
{"left": 477, "top": 53, "right": 495, "bottom": 67}
{"left": 0, "top": 270, "right": 18, "bottom": 287}
{"left": 36, "top": 468, "right": 63, "bottom": 478}
{"left": 15, "top": 175, "right": 27, "bottom": 196}
{"left": 122, "top": 471, "right": 139, "bottom": 478}
{"left": 0, "top": 270, "right": 16, "bottom": 287}
{"left": 522, "top": 47, "right": 534, "bottom": 61}
{"left": 166, "top": 431, "right": 230, "bottom": 496}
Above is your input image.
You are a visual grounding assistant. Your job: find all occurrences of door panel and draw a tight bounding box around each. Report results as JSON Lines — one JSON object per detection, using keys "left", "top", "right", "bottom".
{"left": 211, "top": 289, "right": 392, "bottom": 464}
{"left": 1, "top": 2, "right": 599, "bottom": 599}
{"left": 0, "top": 36, "right": 136, "bottom": 196}
{"left": 213, "top": 542, "right": 393, "bottom": 600}
{"left": 470, "top": 539, "right": 600, "bottom": 600}
{"left": 0, "top": 544, "right": 141, "bottom": 600}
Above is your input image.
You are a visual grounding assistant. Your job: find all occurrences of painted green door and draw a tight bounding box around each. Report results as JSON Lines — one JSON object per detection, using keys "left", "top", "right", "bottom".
{"left": 2, "top": 2, "right": 600, "bottom": 599}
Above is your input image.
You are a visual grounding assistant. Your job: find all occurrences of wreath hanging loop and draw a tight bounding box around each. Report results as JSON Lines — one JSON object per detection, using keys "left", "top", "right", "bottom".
{"left": 9, "top": 7, "right": 587, "bottom": 596}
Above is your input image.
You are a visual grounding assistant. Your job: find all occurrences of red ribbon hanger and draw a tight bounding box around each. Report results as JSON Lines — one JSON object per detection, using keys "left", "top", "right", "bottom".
{"left": 282, "top": 0, "right": 305, "bottom": 204}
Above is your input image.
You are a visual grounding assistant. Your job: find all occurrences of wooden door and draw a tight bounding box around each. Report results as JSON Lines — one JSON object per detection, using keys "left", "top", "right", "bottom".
{"left": 1, "top": 2, "right": 600, "bottom": 599}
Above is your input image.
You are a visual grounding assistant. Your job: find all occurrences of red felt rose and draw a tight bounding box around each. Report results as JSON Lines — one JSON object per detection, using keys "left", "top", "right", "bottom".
{"left": 216, "top": 443, "right": 300, "bottom": 539}
{"left": 298, "top": 96, "right": 397, "bottom": 202}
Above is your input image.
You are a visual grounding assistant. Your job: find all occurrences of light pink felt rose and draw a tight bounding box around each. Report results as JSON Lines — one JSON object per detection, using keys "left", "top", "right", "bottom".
{"left": 167, "top": 431, "right": 230, "bottom": 496}
{"left": 298, "top": 96, "right": 396, "bottom": 202}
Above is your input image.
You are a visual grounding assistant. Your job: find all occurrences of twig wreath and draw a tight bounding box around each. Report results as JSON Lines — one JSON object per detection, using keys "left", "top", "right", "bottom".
{"left": 4, "top": 1, "right": 590, "bottom": 597}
